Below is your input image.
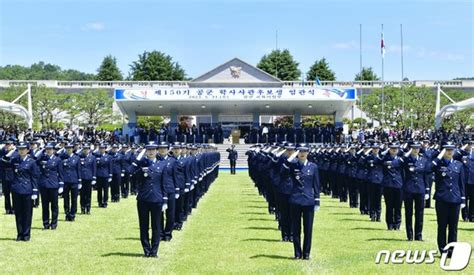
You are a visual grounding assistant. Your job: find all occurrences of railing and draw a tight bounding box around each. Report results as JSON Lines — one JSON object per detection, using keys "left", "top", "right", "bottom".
{"left": 0, "top": 79, "right": 473, "bottom": 88}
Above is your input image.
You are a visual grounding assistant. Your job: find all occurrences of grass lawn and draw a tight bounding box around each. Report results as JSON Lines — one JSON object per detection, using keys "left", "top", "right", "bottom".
{"left": 1, "top": 171, "right": 473, "bottom": 274}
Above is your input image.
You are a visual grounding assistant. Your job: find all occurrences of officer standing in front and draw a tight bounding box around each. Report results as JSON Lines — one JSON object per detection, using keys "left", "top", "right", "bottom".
{"left": 79, "top": 144, "right": 96, "bottom": 214}
{"left": 226, "top": 144, "right": 238, "bottom": 175}
{"left": 61, "top": 143, "right": 82, "bottom": 221}
{"left": 431, "top": 142, "right": 466, "bottom": 255}
{"left": 402, "top": 141, "right": 429, "bottom": 241}
{"left": 133, "top": 142, "right": 168, "bottom": 258}
{"left": 7, "top": 142, "right": 40, "bottom": 241}
{"left": 38, "top": 142, "right": 63, "bottom": 229}
{"left": 95, "top": 144, "right": 112, "bottom": 208}
{"left": 284, "top": 144, "right": 320, "bottom": 260}
{"left": 459, "top": 140, "right": 473, "bottom": 222}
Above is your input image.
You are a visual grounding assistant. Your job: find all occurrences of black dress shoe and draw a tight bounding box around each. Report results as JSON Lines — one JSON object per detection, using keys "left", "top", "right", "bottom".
{"left": 23, "top": 236, "right": 30, "bottom": 242}
{"left": 149, "top": 254, "right": 158, "bottom": 258}
{"left": 43, "top": 225, "right": 50, "bottom": 230}
{"left": 16, "top": 236, "right": 22, "bottom": 242}
{"left": 51, "top": 225, "right": 57, "bottom": 230}
{"left": 303, "top": 255, "right": 310, "bottom": 260}
{"left": 294, "top": 255, "right": 302, "bottom": 260}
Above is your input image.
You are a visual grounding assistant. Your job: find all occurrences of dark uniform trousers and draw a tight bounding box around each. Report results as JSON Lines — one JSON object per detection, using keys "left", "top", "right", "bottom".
{"left": 161, "top": 196, "right": 176, "bottom": 239}
{"left": 348, "top": 178, "right": 359, "bottom": 208}
{"left": 462, "top": 184, "right": 474, "bottom": 221}
{"left": 64, "top": 183, "right": 78, "bottom": 220}
{"left": 403, "top": 192, "right": 424, "bottom": 240}
{"left": 137, "top": 200, "right": 162, "bottom": 256}
{"left": 337, "top": 174, "right": 347, "bottom": 202}
{"left": 97, "top": 177, "right": 109, "bottom": 207}
{"left": 369, "top": 183, "right": 382, "bottom": 219}
{"left": 12, "top": 193, "right": 33, "bottom": 240}
{"left": 121, "top": 173, "right": 130, "bottom": 198}
{"left": 383, "top": 186, "right": 402, "bottom": 229}
{"left": 2, "top": 180, "right": 13, "bottom": 213}
{"left": 40, "top": 188, "right": 59, "bottom": 228}
{"left": 290, "top": 203, "right": 314, "bottom": 258}
{"left": 130, "top": 174, "right": 138, "bottom": 195}
{"left": 230, "top": 159, "right": 236, "bottom": 174}
{"left": 276, "top": 192, "right": 291, "bottom": 239}
{"left": 80, "top": 179, "right": 92, "bottom": 212}
{"left": 359, "top": 179, "right": 370, "bottom": 214}
{"left": 175, "top": 195, "right": 185, "bottom": 227}
{"left": 436, "top": 200, "right": 460, "bottom": 252}
{"left": 111, "top": 173, "right": 121, "bottom": 202}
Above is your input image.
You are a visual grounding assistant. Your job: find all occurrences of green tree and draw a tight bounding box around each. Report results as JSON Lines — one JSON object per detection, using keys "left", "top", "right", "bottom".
{"left": 137, "top": 116, "right": 165, "bottom": 129}
{"left": 32, "top": 85, "right": 69, "bottom": 129}
{"left": 130, "top": 51, "right": 186, "bottom": 80}
{"left": 306, "top": 58, "right": 336, "bottom": 81}
{"left": 355, "top": 67, "right": 380, "bottom": 81}
{"left": 0, "top": 61, "right": 95, "bottom": 80}
{"left": 97, "top": 55, "right": 123, "bottom": 81}
{"left": 78, "top": 90, "right": 114, "bottom": 126}
{"left": 257, "top": 49, "right": 300, "bottom": 81}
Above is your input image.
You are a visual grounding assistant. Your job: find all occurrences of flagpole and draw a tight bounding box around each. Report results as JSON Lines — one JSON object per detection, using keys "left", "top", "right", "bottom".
{"left": 359, "top": 23, "right": 363, "bottom": 128}
{"left": 275, "top": 29, "right": 278, "bottom": 78}
{"left": 400, "top": 23, "right": 405, "bottom": 126}
{"left": 381, "top": 24, "right": 385, "bottom": 126}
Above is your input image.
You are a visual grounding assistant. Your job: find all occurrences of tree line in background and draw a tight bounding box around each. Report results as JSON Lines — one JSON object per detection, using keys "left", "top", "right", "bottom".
{"left": 0, "top": 49, "right": 472, "bottom": 131}
{"left": 0, "top": 87, "right": 117, "bottom": 130}
{"left": 0, "top": 49, "right": 389, "bottom": 82}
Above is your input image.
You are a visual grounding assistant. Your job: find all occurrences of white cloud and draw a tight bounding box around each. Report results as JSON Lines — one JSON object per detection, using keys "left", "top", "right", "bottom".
{"left": 416, "top": 47, "right": 464, "bottom": 61}
{"left": 81, "top": 22, "right": 105, "bottom": 31}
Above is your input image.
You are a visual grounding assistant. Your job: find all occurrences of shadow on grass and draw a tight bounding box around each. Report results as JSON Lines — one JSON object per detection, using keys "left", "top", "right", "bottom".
{"left": 331, "top": 212, "right": 359, "bottom": 216}
{"left": 250, "top": 254, "right": 294, "bottom": 260}
{"left": 241, "top": 212, "right": 267, "bottom": 215}
{"left": 101, "top": 252, "right": 144, "bottom": 258}
{"left": 116, "top": 237, "right": 140, "bottom": 241}
{"left": 458, "top": 227, "right": 474, "bottom": 231}
{"left": 0, "top": 237, "right": 16, "bottom": 241}
{"left": 243, "top": 226, "right": 279, "bottom": 231}
{"left": 248, "top": 218, "right": 273, "bottom": 221}
{"left": 338, "top": 218, "right": 371, "bottom": 222}
{"left": 246, "top": 205, "right": 266, "bottom": 209}
{"left": 352, "top": 227, "right": 386, "bottom": 231}
{"left": 242, "top": 238, "right": 281, "bottom": 242}
{"left": 366, "top": 237, "right": 406, "bottom": 242}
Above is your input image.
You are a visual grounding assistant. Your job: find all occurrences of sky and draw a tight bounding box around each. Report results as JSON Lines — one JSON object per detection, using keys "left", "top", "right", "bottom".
{"left": 0, "top": 0, "right": 472, "bottom": 81}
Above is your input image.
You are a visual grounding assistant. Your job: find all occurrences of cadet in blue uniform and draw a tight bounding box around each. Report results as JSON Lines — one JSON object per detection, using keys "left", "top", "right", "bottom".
{"left": 110, "top": 144, "right": 124, "bottom": 202}
{"left": 38, "top": 142, "right": 64, "bottom": 229}
{"left": 157, "top": 141, "right": 177, "bottom": 241}
{"left": 61, "top": 143, "right": 82, "bottom": 221}
{"left": 459, "top": 140, "right": 473, "bottom": 222}
{"left": 1, "top": 140, "right": 16, "bottom": 214}
{"left": 8, "top": 142, "right": 40, "bottom": 241}
{"left": 120, "top": 144, "right": 132, "bottom": 198}
{"left": 422, "top": 139, "right": 437, "bottom": 208}
{"left": 285, "top": 144, "right": 320, "bottom": 260}
{"left": 366, "top": 143, "right": 383, "bottom": 221}
{"left": 171, "top": 143, "right": 186, "bottom": 231}
{"left": 129, "top": 144, "right": 139, "bottom": 195}
{"left": 381, "top": 142, "right": 404, "bottom": 230}
{"left": 79, "top": 144, "right": 96, "bottom": 214}
{"left": 431, "top": 142, "right": 466, "bottom": 254}
{"left": 133, "top": 142, "right": 168, "bottom": 258}
{"left": 402, "top": 141, "right": 429, "bottom": 241}
{"left": 276, "top": 143, "right": 295, "bottom": 242}
{"left": 29, "top": 140, "right": 42, "bottom": 208}
{"left": 226, "top": 145, "right": 238, "bottom": 175}
{"left": 95, "top": 144, "right": 112, "bottom": 208}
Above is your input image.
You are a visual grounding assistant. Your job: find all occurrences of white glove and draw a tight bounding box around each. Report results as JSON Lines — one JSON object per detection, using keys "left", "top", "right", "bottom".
{"left": 78, "top": 184, "right": 82, "bottom": 190}
{"left": 31, "top": 194, "right": 38, "bottom": 200}
{"left": 314, "top": 205, "right": 320, "bottom": 212}
{"left": 437, "top": 149, "right": 446, "bottom": 160}
{"left": 424, "top": 194, "right": 429, "bottom": 200}
{"left": 184, "top": 188, "right": 189, "bottom": 193}
{"left": 58, "top": 187, "right": 64, "bottom": 194}
{"left": 461, "top": 203, "right": 466, "bottom": 209}
{"left": 91, "top": 180, "right": 96, "bottom": 185}
{"left": 108, "top": 178, "right": 112, "bottom": 182}
{"left": 162, "top": 204, "right": 168, "bottom": 212}
{"left": 287, "top": 150, "right": 299, "bottom": 162}
{"left": 175, "top": 193, "right": 180, "bottom": 199}
{"left": 121, "top": 173, "right": 124, "bottom": 177}
{"left": 190, "top": 184, "right": 195, "bottom": 190}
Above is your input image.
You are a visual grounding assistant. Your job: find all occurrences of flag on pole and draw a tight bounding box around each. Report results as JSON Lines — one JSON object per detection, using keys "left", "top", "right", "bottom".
{"left": 315, "top": 76, "right": 321, "bottom": 86}
{"left": 381, "top": 30, "right": 386, "bottom": 58}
